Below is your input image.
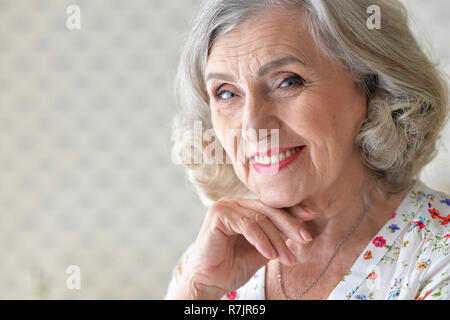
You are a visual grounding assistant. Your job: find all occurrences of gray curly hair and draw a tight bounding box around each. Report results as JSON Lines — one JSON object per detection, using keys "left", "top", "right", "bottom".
{"left": 171, "top": 0, "right": 449, "bottom": 205}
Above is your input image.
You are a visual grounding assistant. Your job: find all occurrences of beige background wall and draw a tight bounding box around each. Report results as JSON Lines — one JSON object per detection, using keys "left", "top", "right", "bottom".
{"left": 0, "top": 0, "right": 448, "bottom": 299}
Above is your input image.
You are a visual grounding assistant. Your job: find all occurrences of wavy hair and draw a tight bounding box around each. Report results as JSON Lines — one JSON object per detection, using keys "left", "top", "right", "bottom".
{"left": 171, "top": 0, "right": 449, "bottom": 205}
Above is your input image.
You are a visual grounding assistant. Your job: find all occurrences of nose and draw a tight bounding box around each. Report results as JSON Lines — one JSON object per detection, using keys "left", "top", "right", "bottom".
{"left": 241, "top": 93, "right": 280, "bottom": 144}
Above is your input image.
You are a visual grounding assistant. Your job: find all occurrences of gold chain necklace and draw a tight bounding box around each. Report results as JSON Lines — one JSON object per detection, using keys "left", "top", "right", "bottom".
{"left": 277, "top": 196, "right": 372, "bottom": 300}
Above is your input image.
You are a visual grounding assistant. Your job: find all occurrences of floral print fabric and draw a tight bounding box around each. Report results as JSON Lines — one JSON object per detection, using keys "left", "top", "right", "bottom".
{"left": 165, "top": 180, "right": 449, "bottom": 300}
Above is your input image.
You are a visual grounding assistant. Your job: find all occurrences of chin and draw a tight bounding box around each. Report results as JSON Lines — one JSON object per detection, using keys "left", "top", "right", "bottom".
{"left": 257, "top": 190, "right": 300, "bottom": 209}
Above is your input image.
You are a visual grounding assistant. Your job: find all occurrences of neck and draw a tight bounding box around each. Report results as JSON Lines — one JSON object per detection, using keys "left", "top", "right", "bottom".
{"left": 286, "top": 153, "right": 407, "bottom": 257}
{"left": 300, "top": 154, "right": 376, "bottom": 236}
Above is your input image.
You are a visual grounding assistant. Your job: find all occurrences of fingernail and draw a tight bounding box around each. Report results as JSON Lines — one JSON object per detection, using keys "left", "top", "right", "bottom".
{"left": 291, "top": 206, "right": 315, "bottom": 215}
{"left": 305, "top": 211, "right": 317, "bottom": 217}
{"left": 299, "top": 230, "right": 313, "bottom": 242}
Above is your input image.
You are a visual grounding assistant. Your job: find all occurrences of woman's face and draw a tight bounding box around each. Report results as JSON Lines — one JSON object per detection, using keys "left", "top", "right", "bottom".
{"left": 205, "top": 7, "right": 367, "bottom": 208}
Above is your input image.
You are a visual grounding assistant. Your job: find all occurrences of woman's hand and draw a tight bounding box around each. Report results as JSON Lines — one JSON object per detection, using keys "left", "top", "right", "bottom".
{"left": 170, "top": 196, "right": 315, "bottom": 299}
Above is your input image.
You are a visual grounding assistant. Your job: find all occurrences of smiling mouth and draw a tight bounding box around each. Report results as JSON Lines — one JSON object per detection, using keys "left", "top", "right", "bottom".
{"left": 250, "top": 146, "right": 304, "bottom": 165}
{"left": 249, "top": 145, "right": 305, "bottom": 175}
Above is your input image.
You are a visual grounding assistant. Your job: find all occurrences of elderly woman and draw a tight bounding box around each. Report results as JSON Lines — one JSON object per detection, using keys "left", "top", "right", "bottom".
{"left": 165, "top": 0, "right": 449, "bottom": 300}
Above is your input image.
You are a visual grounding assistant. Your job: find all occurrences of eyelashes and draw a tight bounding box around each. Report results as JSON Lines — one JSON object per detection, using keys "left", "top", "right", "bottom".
{"left": 215, "top": 90, "right": 237, "bottom": 101}
{"left": 213, "top": 74, "right": 306, "bottom": 102}
{"left": 279, "top": 75, "right": 305, "bottom": 88}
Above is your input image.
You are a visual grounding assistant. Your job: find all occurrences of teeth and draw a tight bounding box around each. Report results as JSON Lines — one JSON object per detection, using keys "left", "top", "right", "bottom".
{"left": 252, "top": 146, "right": 302, "bottom": 165}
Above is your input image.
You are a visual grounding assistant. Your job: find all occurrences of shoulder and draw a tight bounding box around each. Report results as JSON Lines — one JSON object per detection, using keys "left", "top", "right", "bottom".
{"left": 406, "top": 180, "right": 449, "bottom": 238}
{"left": 393, "top": 181, "right": 449, "bottom": 299}
{"left": 399, "top": 180, "right": 449, "bottom": 275}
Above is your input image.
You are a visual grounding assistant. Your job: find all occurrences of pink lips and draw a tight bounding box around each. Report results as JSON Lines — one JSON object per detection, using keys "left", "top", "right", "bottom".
{"left": 249, "top": 146, "right": 305, "bottom": 175}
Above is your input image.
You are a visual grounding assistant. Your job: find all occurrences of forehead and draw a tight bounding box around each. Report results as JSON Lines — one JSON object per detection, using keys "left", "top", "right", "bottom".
{"left": 206, "top": 6, "right": 315, "bottom": 73}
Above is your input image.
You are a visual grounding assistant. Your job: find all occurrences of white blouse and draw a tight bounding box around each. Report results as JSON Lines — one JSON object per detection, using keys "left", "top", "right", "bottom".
{"left": 165, "top": 179, "right": 449, "bottom": 300}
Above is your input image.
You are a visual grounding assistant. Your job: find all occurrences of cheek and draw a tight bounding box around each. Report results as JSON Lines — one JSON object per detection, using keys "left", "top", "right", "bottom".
{"left": 211, "top": 119, "right": 239, "bottom": 165}
{"left": 289, "top": 89, "right": 362, "bottom": 144}
{"left": 211, "top": 111, "right": 228, "bottom": 148}
{"left": 280, "top": 97, "right": 354, "bottom": 170}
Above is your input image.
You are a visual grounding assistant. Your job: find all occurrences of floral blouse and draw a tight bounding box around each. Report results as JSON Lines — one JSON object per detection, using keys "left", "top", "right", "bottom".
{"left": 165, "top": 179, "right": 449, "bottom": 300}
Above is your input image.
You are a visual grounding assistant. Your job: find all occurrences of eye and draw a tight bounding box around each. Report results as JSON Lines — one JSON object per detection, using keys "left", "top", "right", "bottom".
{"left": 215, "top": 89, "right": 238, "bottom": 101}
{"left": 279, "top": 75, "right": 305, "bottom": 88}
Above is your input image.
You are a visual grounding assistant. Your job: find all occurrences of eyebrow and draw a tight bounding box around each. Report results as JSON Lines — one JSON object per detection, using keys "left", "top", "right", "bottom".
{"left": 205, "top": 56, "right": 305, "bottom": 82}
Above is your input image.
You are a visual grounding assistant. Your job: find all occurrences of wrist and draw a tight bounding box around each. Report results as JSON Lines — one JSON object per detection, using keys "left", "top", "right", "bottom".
{"left": 169, "top": 273, "right": 226, "bottom": 300}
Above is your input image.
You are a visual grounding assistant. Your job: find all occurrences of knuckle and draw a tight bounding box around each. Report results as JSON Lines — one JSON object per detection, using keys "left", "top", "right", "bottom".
{"left": 252, "top": 212, "right": 268, "bottom": 223}
{"left": 238, "top": 216, "right": 255, "bottom": 232}
{"left": 254, "top": 201, "right": 272, "bottom": 214}
{"left": 243, "top": 221, "right": 264, "bottom": 241}
{"left": 209, "top": 197, "right": 236, "bottom": 215}
{"left": 206, "top": 205, "right": 226, "bottom": 225}
{"left": 285, "top": 220, "right": 300, "bottom": 236}
{"left": 209, "top": 199, "right": 229, "bottom": 214}
{"left": 251, "top": 231, "right": 265, "bottom": 245}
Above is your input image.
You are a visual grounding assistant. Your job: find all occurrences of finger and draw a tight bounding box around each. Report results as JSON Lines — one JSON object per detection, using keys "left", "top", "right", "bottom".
{"left": 230, "top": 204, "right": 296, "bottom": 265}
{"left": 214, "top": 205, "right": 278, "bottom": 261}
{"left": 253, "top": 213, "right": 297, "bottom": 266}
{"left": 284, "top": 205, "right": 317, "bottom": 221}
{"left": 232, "top": 198, "right": 313, "bottom": 244}
{"left": 238, "top": 218, "right": 278, "bottom": 261}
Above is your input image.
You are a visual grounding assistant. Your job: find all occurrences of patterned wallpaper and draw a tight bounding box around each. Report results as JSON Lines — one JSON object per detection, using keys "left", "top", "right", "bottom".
{"left": 0, "top": 0, "right": 448, "bottom": 299}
